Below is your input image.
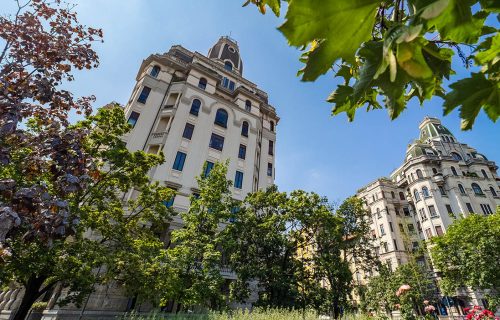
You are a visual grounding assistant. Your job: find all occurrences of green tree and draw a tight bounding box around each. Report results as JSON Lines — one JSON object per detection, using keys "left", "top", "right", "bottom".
{"left": 364, "top": 265, "right": 399, "bottom": 315}
{"left": 167, "top": 162, "right": 236, "bottom": 311}
{"left": 245, "top": 0, "right": 499, "bottom": 129}
{"left": 431, "top": 212, "right": 500, "bottom": 302}
{"left": 0, "top": 106, "right": 174, "bottom": 320}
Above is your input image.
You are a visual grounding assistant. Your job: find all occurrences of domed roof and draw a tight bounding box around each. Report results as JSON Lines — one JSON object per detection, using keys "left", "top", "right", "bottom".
{"left": 208, "top": 36, "right": 243, "bottom": 75}
{"left": 419, "top": 117, "right": 454, "bottom": 141}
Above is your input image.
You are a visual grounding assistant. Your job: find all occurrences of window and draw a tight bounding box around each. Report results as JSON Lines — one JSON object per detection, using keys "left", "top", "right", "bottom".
{"left": 393, "top": 239, "right": 398, "bottom": 251}
{"left": 268, "top": 140, "right": 274, "bottom": 156}
{"left": 471, "top": 183, "right": 483, "bottom": 195}
{"left": 481, "top": 169, "right": 488, "bottom": 179}
{"left": 422, "top": 186, "right": 430, "bottom": 198}
{"left": 163, "top": 191, "right": 176, "bottom": 208}
{"left": 419, "top": 208, "right": 427, "bottom": 221}
{"left": 270, "top": 121, "right": 275, "bottom": 132}
{"left": 465, "top": 202, "right": 474, "bottom": 213}
{"left": 399, "top": 192, "right": 405, "bottom": 200}
{"left": 446, "top": 204, "right": 453, "bottom": 215}
{"left": 414, "top": 189, "right": 421, "bottom": 201}
{"left": 391, "top": 191, "right": 395, "bottom": 199}
{"left": 150, "top": 65, "right": 161, "bottom": 78}
{"left": 399, "top": 223, "right": 405, "bottom": 233}
{"left": 214, "top": 109, "right": 228, "bottom": 128}
{"left": 407, "top": 223, "right": 415, "bottom": 234}
{"left": 137, "top": 86, "right": 151, "bottom": 103}
{"left": 209, "top": 133, "right": 224, "bottom": 151}
{"left": 403, "top": 207, "right": 411, "bottom": 216}
{"left": 432, "top": 168, "right": 438, "bottom": 174}
{"left": 438, "top": 186, "right": 446, "bottom": 196}
{"left": 127, "top": 111, "right": 140, "bottom": 127}
{"left": 417, "top": 221, "right": 422, "bottom": 232}
{"left": 241, "top": 121, "right": 249, "bottom": 137}
{"left": 222, "top": 77, "right": 235, "bottom": 91}
{"left": 267, "top": 163, "right": 273, "bottom": 177}
{"left": 198, "top": 77, "right": 207, "bottom": 90}
{"left": 224, "top": 61, "right": 233, "bottom": 71}
{"left": 451, "top": 152, "right": 462, "bottom": 161}
{"left": 383, "top": 242, "right": 388, "bottom": 253}
{"left": 376, "top": 208, "right": 381, "bottom": 218}
{"left": 428, "top": 205, "right": 438, "bottom": 218}
{"left": 416, "top": 169, "right": 424, "bottom": 179}
{"left": 480, "top": 204, "right": 493, "bottom": 215}
{"left": 435, "top": 225, "right": 444, "bottom": 236}
{"left": 451, "top": 166, "right": 458, "bottom": 176}
{"left": 490, "top": 186, "right": 498, "bottom": 197}
{"left": 238, "top": 144, "right": 246, "bottom": 160}
{"left": 190, "top": 99, "right": 201, "bottom": 116}
{"left": 412, "top": 241, "right": 419, "bottom": 250}
{"left": 172, "top": 152, "right": 186, "bottom": 171}
{"left": 380, "top": 224, "right": 385, "bottom": 236}
{"left": 234, "top": 171, "right": 243, "bottom": 189}
{"left": 182, "top": 123, "right": 195, "bottom": 140}
{"left": 458, "top": 183, "right": 466, "bottom": 195}
{"left": 425, "top": 228, "right": 433, "bottom": 239}
{"left": 203, "top": 161, "right": 214, "bottom": 177}
{"left": 245, "top": 100, "right": 251, "bottom": 112}
{"left": 389, "top": 222, "right": 394, "bottom": 232}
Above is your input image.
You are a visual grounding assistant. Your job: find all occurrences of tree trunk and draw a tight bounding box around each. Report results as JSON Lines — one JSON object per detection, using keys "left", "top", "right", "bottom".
{"left": 333, "top": 296, "right": 340, "bottom": 319}
{"left": 12, "top": 275, "right": 46, "bottom": 320}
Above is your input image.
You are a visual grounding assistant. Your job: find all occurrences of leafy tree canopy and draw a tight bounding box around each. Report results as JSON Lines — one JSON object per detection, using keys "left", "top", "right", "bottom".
{"left": 245, "top": 0, "right": 499, "bottom": 130}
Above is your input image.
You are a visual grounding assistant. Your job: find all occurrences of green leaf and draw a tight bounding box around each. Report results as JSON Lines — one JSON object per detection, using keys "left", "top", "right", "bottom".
{"left": 279, "top": 0, "right": 380, "bottom": 81}
{"left": 353, "top": 42, "right": 383, "bottom": 102}
{"left": 480, "top": 0, "right": 500, "bottom": 12}
{"left": 475, "top": 33, "right": 500, "bottom": 65}
{"left": 335, "top": 64, "right": 354, "bottom": 84}
{"left": 444, "top": 73, "right": 500, "bottom": 130}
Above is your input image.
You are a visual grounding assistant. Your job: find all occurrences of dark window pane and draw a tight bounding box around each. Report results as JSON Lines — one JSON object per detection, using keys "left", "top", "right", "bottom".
{"left": 245, "top": 100, "right": 251, "bottom": 112}
{"left": 209, "top": 133, "right": 224, "bottom": 151}
{"left": 235, "top": 171, "right": 243, "bottom": 189}
{"left": 127, "top": 111, "right": 140, "bottom": 127}
{"left": 215, "top": 109, "right": 228, "bottom": 128}
{"left": 172, "top": 152, "right": 186, "bottom": 171}
{"left": 203, "top": 161, "right": 214, "bottom": 177}
{"left": 267, "top": 163, "right": 273, "bottom": 177}
{"left": 190, "top": 99, "right": 201, "bottom": 116}
{"left": 198, "top": 78, "right": 207, "bottom": 90}
{"left": 137, "top": 86, "right": 151, "bottom": 103}
{"left": 182, "top": 123, "right": 195, "bottom": 140}
{"left": 238, "top": 145, "right": 246, "bottom": 160}
{"left": 268, "top": 140, "right": 274, "bottom": 155}
{"left": 224, "top": 61, "right": 233, "bottom": 71}
{"left": 150, "top": 65, "right": 161, "bottom": 78}
{"left": 241, "top": 121, "right": 249, "bottom": 137}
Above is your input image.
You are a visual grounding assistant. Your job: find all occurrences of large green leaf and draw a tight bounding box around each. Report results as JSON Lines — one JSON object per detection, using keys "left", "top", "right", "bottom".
{"left": 444, "top": 73, "right": 500, "bottom": 130}
{"left": 475, "top": 33, "right": 500, "bottom": 65}
{"left": 353, "top": 42, "right": 383, "bottom": 102}
{"left": 279, "top": 0, "right": 380, "bottom": 81}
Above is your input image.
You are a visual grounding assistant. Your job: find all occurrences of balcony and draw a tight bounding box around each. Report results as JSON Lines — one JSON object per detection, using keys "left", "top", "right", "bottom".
{"left": 149, "top": 131, "right": 168, "bottom": 145}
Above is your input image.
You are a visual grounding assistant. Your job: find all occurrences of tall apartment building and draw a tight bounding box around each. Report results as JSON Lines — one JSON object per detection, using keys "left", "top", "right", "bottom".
{"left": 356, "top": 117, "right": 499, "bottom": 313}
{"left": 0, "top": 37, "right": 279, "bottom": 319}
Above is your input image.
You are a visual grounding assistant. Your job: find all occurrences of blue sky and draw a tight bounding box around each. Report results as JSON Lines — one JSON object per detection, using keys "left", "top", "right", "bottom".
{"left": 2, "top": 1, "right": 499, "bottom": 203}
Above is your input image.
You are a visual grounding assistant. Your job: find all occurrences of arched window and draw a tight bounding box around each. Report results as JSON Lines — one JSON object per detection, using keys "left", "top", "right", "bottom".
{"left": 214, "top": 109, "right": 228, "bottom": 128}
{"left": 458, "top": 184, "right": 466, "bottom": 195}
{"left": 241, "top": 121, "right": 249, "bottom": 137}
{"left": 451, "top": 152, "right": 462, "bottom": 161}
{"left": 270, "top": 121, "right": 275, "bottom": 132}
{"left": 245, "top": 100, "right": 251, "bottom": 112}
{"left": 422, "top": 186, "right": 430, "bottom": 198}
{"left": 150, "top": 65, "right": 161, "bottom": 78}
{"left": 391, "top": 191, "right": 395, "bottom": 199}
{"left": 413, "top": 189, "right": 421, "bottom": 201}
{"left": 189, "top": 99, "right": 201, "bottom": 116}
{"left": 416, "top": 169, "right": 424, "bottom": 179}
{"left": 490, "top": 187, "right": 498, "bottom": 197}
{"left": 471, "top": 183, "right": 483, "bottom": 195}
{"left": 224, "top": 61, "right": 233, "bottom": 71}
{"left": 451, "top": 166, "right": 458, "bottom": 176}
{"left": 481, "top": 169, "right": 488, "bottom": 179}
{"left": 198, "top": 77, "right": 207, "bottom": 90}
{"left": 432, "top": 168, "right": 438, "bottom": 175}
{"left": 399, "top": 192, "right": 405, "bottom": 200}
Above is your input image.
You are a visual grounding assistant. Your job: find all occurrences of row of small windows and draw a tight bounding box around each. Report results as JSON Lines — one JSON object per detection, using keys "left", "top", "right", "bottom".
{"left": 189, "top": 99, "right": 251, "bottom": 136}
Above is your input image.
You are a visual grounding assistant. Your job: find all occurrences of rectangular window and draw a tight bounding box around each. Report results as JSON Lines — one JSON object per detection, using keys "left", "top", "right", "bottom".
{"left": 182, "top": 123, "right": 195, "bottom": 140}
{"left": 234, "top": 171, "right": 243, "bottom": 189}
{"left": 403, "top": 207, "right": 411, "bottom": 216}
{"left": 389, "top": 222, "right": 394, "bottom": 232}
{"left": 407, "top": 223, "right": 415, "bottom": 234}
{"left": 386, "top": 259, "right": 392, "bottom": 271}
{"left": 383, "top": 242, "right": 388, "bottom": 253}
{"left": 419, "top": 208, "right": 427, "bottom": 221}
{"left": 439, "top": 186, "right": 446, "bottom": 196}
{"left": 172, "top": 152, "right": 186, "bottom": 171}
{"left": 417, "top": 221, "right": 422, "bottom": 233}
{"left": 238, "top": 144, "right": 246, "bottom": 160}
{"left": 380, "top": 224, "right": 385, "bottom": 236}
{"left": 393, "top": 239, "right": 398, "bottom": 251}
{"left": 446, "top": 204, "right": 453, "bottom": 215}
{"left": 137, "top": 86, "right": 151, "bottom": 103}
{"left": 412, "top": 241, "right": 419, "bottom": 250}
{"left": 425, "top": 228, "right": 433, "bottom": 239}
{"left": 480, "top": 204, "right": 493, "bottom": 215}
{"left": 209, "top": 133, "right": 224, "bottom": 151}
{"left": 268, "top": 140, "right": 274, "bottom": 156}
{"left": 163, "top": 188, "right": 176, "bottom": 208}
{"left": 203, "top": 161, "right": 214, "bottom": 177}
{"left": 435, "top": 225, "right": 444, "bottom": 236}
{"left": 428, "top": 205, "right": 438, "bottom": 218}
{"left": 267, "top": 163, "right": 273, "bottom": 177}
{"left": 466, "top": 202, "right": 474, "bottom": 213}
{"left": 127, "top": 111, "right": 140, "bottom": 127}
{"left": 222, "top": 77, "right": 236, "bottom": 91}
